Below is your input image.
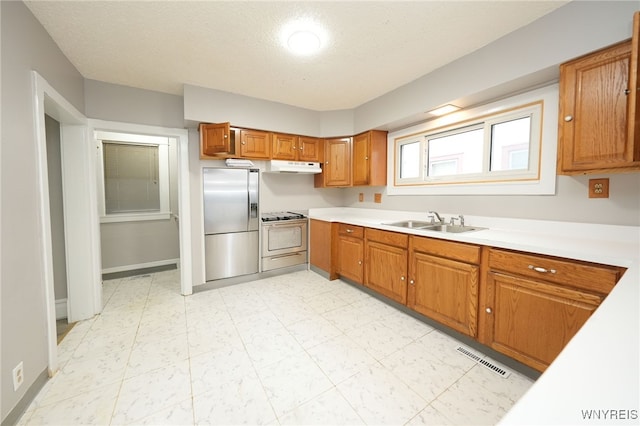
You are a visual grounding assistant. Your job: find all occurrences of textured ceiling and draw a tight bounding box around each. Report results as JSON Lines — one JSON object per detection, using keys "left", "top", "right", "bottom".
{"left": 25, "top": 1, "right": 569, "bottom": 111}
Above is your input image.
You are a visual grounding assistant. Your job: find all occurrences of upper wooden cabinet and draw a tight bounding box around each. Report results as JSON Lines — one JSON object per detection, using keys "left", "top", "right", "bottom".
{"left": 352, "top": 130, "right": 388, "bottom": 186}
{"left": 200, "top": 122, "right": 233, "bottom": 157}
{"left": 558, "top": 13, "right": 640, "bottom": 174}
{"left": 272, "top": 133, "right": 298, "bottom": 160}
{"left": 240, "top": 129, "right": 271, "bottom": 159}
{"left": 298, "top": 137, "right": 323, "bottom": 162}
{"left": 272, "top": 134, "right": 323, "bottom": 162}
{"left": 315, "top": 137, "right": 352, "bottom": 187}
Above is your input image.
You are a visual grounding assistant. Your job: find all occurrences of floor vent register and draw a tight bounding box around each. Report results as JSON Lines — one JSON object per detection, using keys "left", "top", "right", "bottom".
{"left": 455, "top": 345, "right": 511, "bottom": 378}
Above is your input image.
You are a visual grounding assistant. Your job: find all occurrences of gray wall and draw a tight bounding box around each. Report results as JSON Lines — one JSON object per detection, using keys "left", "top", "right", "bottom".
{"left": 342, "top": 172, "right": 640, "bottom": 226}
{"left": 85, "top": 79, "right": 184, "bottom": 129}
{"left": 45, "top": 115, "right": 68, "bottom": 301}
{"left": 1, "top": 1, "right": 85, "bottom": 421}
{"left": 355, "top": 0, "right": 639, "bottom": 132}
{"left": 84, "top": 81, "right": 183, "bottom": 272}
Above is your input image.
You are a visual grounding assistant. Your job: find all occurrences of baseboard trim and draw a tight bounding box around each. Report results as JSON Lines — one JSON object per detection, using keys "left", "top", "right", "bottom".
{"left": 101, "top": 258, "right": 179, "bottom": 275}
{"left": 55, "top": 298, "right": 67, "bottom": 320}
{"left": 1, "top": 368, "right": 48, "bottom": 426}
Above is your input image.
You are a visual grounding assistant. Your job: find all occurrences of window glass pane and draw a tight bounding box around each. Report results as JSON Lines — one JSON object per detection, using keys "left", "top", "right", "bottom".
{"left": 400, "top": 141, "right": 421, "bottom": 178}
{"left": 490, "top": 117, "right": 531, "bottom": 171}
{"left": 428, "top": 128, "right": 483, "bottom": 176}
{"left": 103, "top": 142, "right": 160, "bottom": 214}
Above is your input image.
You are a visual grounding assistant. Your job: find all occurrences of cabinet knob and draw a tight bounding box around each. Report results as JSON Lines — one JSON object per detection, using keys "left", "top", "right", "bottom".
{"left": 409, "top": 280, "right": 414, "bottom": 285}
{"left": 242, "top": 141, "right": 246, "bottom": 145}
{"left": 358, "top": 260, "right": 362, "bottom": 265}
{"left": 486, "top": 307, "right": 492, "bottom": 314}
{"left": 624, "top": 89, "right": 631, "bottom": 95}
{"left": 365, "top": 156, "right": 369, "bottom": 160}
{"left": 400, "top": 276, "right": 405, "bottom": 281}
{"left": 564, "top": 115, "right": 573, "bottom": 122}
{"left": 346, "top": 229, "right": 353, "bottom": 233}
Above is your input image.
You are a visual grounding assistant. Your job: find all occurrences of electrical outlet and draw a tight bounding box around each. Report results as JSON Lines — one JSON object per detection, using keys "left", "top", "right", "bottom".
{"left": 589, "top": 178, "right": 609, "bottom": 198}
{"left": 358, "top": 192, "right": 364, "bottom": 202}
{"left": 374, "top": 193, "right": 382, "bottom": 203}
{"left": 13, "top": 362, "right": 24, "bottom": 391}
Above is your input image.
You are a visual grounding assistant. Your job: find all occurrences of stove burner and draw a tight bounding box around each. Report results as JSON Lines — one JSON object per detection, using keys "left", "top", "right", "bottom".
{"left": 261, "top": 211, "right": 306, "bottom": 222}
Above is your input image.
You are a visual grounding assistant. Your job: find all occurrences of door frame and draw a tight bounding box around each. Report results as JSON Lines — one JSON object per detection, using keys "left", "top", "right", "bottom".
{"left": 32, "top": 71, "right": 96, "bottom": 376}
{"left": 89, "top": 119, "right": 192, "bottom": 297}
{"left": 33, "top": 71, "right": 193, "bottom": 376}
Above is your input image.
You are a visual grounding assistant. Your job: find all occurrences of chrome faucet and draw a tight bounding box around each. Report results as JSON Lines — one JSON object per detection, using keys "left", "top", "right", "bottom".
{"left": 428, "top": 210, "right": 444, "bottom": 224}
{"left": 450, "top": 214, "right": 465, "bottom": 226}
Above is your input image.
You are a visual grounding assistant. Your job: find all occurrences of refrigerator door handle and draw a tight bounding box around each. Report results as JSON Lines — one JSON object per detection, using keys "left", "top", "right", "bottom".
{"left": 250, "top": 202, "right": 258, "bottom": 219}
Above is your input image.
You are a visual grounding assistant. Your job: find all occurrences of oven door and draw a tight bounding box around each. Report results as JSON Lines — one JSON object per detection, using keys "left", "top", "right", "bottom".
{"left": 262, "top": 220, "right": 308, "bottom": 257}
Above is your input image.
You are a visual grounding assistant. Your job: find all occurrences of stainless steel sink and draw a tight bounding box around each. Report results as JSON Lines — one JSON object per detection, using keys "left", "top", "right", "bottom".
{"left": 385, "top": 220, "right": 434, "bottom": 229}
{"left": 421, "top": 224, "right": 485, "bottom": 233}
{"left": 385, "top": 220, "right": 485, "bottom": 233}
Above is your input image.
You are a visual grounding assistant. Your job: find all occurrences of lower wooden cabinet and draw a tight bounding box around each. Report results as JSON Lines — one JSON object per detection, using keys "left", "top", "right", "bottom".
{"left": 337, "top": 224, "right": 364, "bottom": 283}
{"left": 310, "top": 219, "right": 335, "bottom": 279}
{"left": 407, "top": 236, "right": 480, "bottom": 337}
{"left": 364, "top": 229, "right": 408, "bottom": 304}
{"left": 481, "top": 248, "right": 624, "bottom": 371}
{"left": 314, "top": 222, "right": 625, "bottom": 373}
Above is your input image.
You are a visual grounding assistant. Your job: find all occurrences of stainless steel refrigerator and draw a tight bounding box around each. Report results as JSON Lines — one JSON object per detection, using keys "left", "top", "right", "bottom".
{"left": 203, "top": 168, "right": 259, "bottom": 281}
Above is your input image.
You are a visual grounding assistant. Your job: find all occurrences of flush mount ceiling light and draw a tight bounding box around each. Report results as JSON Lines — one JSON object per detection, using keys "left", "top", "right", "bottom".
{"left": 287, "top": 31, "right": 321, "bottom": 55}
{"left": 427, "top": 104, "right": 461, "bottom": 117}
{"left": 281, "top": 19, "right": 327, "bottom": 56}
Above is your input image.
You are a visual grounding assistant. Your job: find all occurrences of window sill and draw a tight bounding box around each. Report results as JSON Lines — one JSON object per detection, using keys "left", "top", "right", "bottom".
{"left": 100, "top": 212, "right": 171, "bottom": 224}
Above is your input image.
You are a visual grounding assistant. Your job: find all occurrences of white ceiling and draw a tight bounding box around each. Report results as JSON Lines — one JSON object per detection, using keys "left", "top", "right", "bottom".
{"left": 25, "top": 1, "right": 570, "bottom": 111}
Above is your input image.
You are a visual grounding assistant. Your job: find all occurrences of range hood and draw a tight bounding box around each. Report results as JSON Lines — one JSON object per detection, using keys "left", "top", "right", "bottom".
{"left": 266, "top": 160, "right": 322, "bottom": 174}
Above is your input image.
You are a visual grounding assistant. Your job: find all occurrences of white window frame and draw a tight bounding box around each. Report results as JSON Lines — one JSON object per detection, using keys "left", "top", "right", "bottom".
{"left": 388, "top": 84, "right": 558, "bottom": 195}
{"left": 95, "top": 130, "right": 171, "bottom": 223}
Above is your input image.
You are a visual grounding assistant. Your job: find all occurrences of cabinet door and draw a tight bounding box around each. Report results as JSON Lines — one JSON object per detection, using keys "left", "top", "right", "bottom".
{"left": 240, "top": 129, "right": 271, "bottom": 159}
{"left": 338, "top": 236, "right": 363, "bottom": 283}
{"left": 408, "top": 251, "right": 479, "bottom": 337}
{"left": 272, "top": 133, "right": 298, "bottom": 160}
{"left": 559, "top": 40, "right": 638, "bottom": 173}
{"left": 299, "top": 137, "right": 322, "bottom": 162}
{"left": 321, "top": 137, "right": 352, "bottom": 187}
{"left": 365, "top": 241, "right": 408, "bottom": 304}
{"left": 485, "top": 271, "right": 601, "bottom": 372}
{"left": 352, "top": 132, "right": 370, "bottom": 186}
{"left": 200, "top": 122, "right": 231, "bottom": 156}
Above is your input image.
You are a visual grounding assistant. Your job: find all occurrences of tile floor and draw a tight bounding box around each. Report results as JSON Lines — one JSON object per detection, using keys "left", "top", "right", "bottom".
{"left": 18, "top": 269, "right": 533, "bottom": 425}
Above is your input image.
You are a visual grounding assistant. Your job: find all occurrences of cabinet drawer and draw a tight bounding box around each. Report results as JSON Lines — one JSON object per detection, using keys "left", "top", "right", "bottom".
{"left": 338, "top": 223, "right": 363, "bottom": 238}
{"left": 410, "top": 236, "right": 481, "bottom": 264}
{"left": 365, "top": 228, "right": 408, "bottom": 248}
{"left": 488, "top": 248, "right": 623, "bottom": 294}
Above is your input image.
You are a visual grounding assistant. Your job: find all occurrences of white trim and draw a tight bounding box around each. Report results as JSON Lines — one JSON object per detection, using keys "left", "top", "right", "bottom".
{"left": 100, "top": 212, "right": 171, "bottom": 223}
{"left": 55, "top": 299, "right": 68, "bottom": 320}
{"left": 89, "top": 119, "right": 193, "bottom": 296}
{"left": 101, "top": 258, "right": 180, "bottom": 275}
{"left": 32, "top": 71, "right": 93, "bottom": 378}
{"left": 388, "top": 84, "right": 558, "bottom": 196}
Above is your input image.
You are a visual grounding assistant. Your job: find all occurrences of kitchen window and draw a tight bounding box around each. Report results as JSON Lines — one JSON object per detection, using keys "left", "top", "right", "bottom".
{"left": 96, "top": 131, "right": 171, "bottom": 222}
{"left": 389, "top": 84, "right": 558, "bottom": 195}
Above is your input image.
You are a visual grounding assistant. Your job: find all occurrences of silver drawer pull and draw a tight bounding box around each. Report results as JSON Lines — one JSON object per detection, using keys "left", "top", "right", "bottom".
{"left": 528, "top": 265, "right": 556, "bottom": 274}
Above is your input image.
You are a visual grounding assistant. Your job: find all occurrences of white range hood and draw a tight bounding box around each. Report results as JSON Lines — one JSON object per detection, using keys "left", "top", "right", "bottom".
{"left": 266, "top": 160, "right": 322, "bottom": 174}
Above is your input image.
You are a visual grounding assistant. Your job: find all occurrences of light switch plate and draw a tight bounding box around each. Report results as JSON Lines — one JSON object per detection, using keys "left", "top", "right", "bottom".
{"left": 374, "top": 193, "right": 382, "bottom": 203}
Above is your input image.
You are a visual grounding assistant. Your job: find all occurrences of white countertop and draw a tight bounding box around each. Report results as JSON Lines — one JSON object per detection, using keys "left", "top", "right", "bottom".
{"left": 309, "top": 207, "right": 640, "bottom": 425}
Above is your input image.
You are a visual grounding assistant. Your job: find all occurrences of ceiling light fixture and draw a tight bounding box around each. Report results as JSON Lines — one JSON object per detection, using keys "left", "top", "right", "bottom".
{"left": 281, "top": 19, "right": 327, "bottom": 56}
{"left": 287, "top": 30, "right": 321, "bottom": 55}
{"left": 427, "top": 104, "right": 461, "bottom": 117}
